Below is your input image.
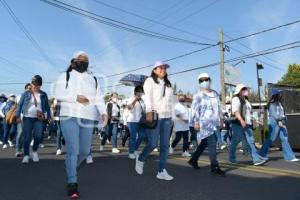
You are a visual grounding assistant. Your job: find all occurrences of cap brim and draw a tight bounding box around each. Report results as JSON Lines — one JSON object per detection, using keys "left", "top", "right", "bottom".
{"left": 153, "top": 64, "right": 170, "bottom": 69}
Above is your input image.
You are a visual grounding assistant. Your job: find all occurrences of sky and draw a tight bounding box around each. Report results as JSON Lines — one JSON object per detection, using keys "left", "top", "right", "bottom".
{"left": 1, "top": 0, "right": 300, "bottom": 98}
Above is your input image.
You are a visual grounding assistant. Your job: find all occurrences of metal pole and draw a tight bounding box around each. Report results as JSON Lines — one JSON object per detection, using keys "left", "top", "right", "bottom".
{"left": 219, "top": 29, "right": 225, "bottom": 105}
{"left": 256, "top": 64, "right": 264, "bottom": 143}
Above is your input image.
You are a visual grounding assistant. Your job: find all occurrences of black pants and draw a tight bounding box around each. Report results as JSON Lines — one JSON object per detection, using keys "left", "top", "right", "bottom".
{"left": 171, "top": 130, "right": 189, "bottom": 152}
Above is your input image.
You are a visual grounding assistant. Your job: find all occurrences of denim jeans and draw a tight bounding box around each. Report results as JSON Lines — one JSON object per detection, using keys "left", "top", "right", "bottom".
{"left": 259, "top": 120, "right": 296, "bottom": 161}
{"left": 0, "top": 118, "right": 3, "bottom": 142}
{"left": 102, "top": 122, "right": 118, "bottom": 148}
{"left": 3, "top": 121, "right": 12, "bottom": 144}
{"left": 191, "top": 133, "right": 219, "bottom": 169}
{"left": 215, "top": 128, "right": 223, "bottom": 148}
{"left": 221, "top": 129, "right": 231, "bottom": 145}
{"left": 15, "top": 122, "right": 23, "bottom": 153}
{"left": 139, "top": 118, "right": 172, "bottom": 172}
{"left": 189, "top": 126, "right": 197, "bottom": 146}
{"left": 23, "top": 117, "right": 44, "bottom": 156}
{"left": 171, "top": 130, "right": 189, "bottom": 152}
{"left": 127, "top": 122, "right": 145, "bottom": 154}
{"left": 60, "top": 117, "right": 94, "bottom": 183}
{"left": 55, "top": 120, "right": 64, "bottom": 150}
{"left": 229, "top": 123, "right": 264, "bottom": 163}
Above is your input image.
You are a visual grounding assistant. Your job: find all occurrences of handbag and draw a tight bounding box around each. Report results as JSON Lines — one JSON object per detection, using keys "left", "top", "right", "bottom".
{"left": 139, "top": 110, "right": 158, "bottom": 129}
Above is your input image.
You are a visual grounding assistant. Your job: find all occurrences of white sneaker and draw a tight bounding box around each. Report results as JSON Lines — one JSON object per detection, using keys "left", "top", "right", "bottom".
{"left": 156, "top": 169, "right": 174, "bottom": 181}
{"left": 112, "top": 148, "right": 120, "bottom": 154}
{"left": 30, "top": 140, "right": 34, "bottom": 147}
{"left": 0, "top": 141, "right": 3, "bottom": 145}
{"left": 128, "top": 153, "right": 136, "bottom": 159}
{"left": 56, "top": 149, "right": 62, "bottom": 155}
{"left": 86, "top": 155, "right": 94, "bottom": 164}
{"left": 47, "top": 136, "right": 51, "bottom": 140}
{"left": 39, "top": 144, "right": 45, "bottom": 148}
{"left": 135, "top": 155, "right": 144, "bottom": 175}
{"left": 22, "top": 156, "right": 30, "bottom": 164}
{"left": 8, "top": 140, "right": 14, "bottom": 147}
{"left": 182, "top": 151, "right": 191, "bottom": 157}
{"left": 153, "top": 148, "right": 158, "bottom": 152}
{"left": 2, "top": 144, "right": 8, "bottom": 149}
{"left": 32, "top": 152, "right": 39, "bottom": 162}
{"left": 220, "top": 144, "right": 227, "bottom": 150}
{"left": 99, "top": 145, "right": 104, "bottom": 152}
{"left": 253, "top": 159, "right": 266, "bottom": 166}
{"left": 134, "top": 151, "right": 139, "bottom": 156}
{"left": 289, "top": 158, "right": 299, "bottom": 162}
{"left": 169, "top": 147, "right": 174, "bottom": 155}
{"left": 15, "top": 151, "right": 22, "bottom": 157}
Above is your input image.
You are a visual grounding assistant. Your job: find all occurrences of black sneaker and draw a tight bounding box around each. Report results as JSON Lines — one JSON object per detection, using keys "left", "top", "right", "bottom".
{"left": 188, "top": 159, "right": 200, "bottom": 170}
{"left": 67, "top": 183, "right": 79, "bottom": 199}
{"left": 211, "top": 167, "right": 225, "bottom": 177}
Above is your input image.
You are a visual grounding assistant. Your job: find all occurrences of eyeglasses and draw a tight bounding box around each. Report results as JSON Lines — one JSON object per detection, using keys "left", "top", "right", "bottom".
{"left": 198, "top": 78, "right": 210, "bottom": 83}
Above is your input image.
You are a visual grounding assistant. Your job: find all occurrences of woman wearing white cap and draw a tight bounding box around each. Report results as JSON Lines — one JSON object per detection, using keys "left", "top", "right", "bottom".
{"left": 135, "top": 61, "right": 174, "bottom": 181}
{"left": 229, "top": 84, "right": 268, "bottom": 166}
{"left": 52, "top": 51, "right": 106, "bottom": 198}
{"left": 188, "top": 73, "right": 225, "bottom": 176}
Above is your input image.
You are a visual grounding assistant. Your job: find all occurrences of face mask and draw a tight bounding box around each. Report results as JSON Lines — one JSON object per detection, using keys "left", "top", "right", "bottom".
{"left": 199, "top": 81, "right": 210, "bottom": 89}
{"left": 179, "top": 99, "right": 185, "bottom": 103}
{"left": 9, "top": 97, "right": 15, "bottom": 102}
{"left": 112, "top": 97, "right": 118, "bottom": 102}
{"left": 242, "top": 90, "right": 249, "bottom": 97}
{"left": 136, "top": 92, "right": 144, "bottom": 97}
{"left": 74, "top": 61, "right": 88, "bottom": 73}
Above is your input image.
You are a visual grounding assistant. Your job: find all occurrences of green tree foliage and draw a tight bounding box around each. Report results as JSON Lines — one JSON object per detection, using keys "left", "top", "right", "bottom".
{"left": 277, "top": 64, "right": 300, "bottom": 87}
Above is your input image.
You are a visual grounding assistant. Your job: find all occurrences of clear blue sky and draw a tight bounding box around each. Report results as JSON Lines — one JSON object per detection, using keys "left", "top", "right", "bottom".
{"left": 1, "top": 0, "right": 300, "bottom": 97}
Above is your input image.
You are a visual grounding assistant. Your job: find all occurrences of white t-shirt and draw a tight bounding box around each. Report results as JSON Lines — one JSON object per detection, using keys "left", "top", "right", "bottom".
{"left": 24, "top": 93, "right": 42, "bottom": 118}
{"left": 231, "top": 96, "right": 252, "bottom": 125}
{"left": 174, "top": 102, "right": 189, "bottom": 132}
{"left": 127, "top": 96, "right": 145, "bottom": 123}
{"left": 111, "top": 102, "right": 120, "bottom": 117}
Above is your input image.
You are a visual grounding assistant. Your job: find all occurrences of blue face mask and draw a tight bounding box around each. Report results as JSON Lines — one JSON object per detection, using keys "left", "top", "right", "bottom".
{"left": 199, "top": 81, "right": 210, "bottom": 89}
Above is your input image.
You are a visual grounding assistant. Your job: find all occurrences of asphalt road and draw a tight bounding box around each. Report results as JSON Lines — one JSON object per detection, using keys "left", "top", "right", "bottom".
{"left": 0, "top": 137, "right": 299, "bottom": 200}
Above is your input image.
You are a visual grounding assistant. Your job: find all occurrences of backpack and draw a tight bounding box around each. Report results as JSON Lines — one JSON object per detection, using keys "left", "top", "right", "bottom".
{"left": 5, "top": 105, "right": 17, "bottom": 125}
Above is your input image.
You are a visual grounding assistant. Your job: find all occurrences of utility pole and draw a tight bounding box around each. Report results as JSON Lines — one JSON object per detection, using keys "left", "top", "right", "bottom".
{"left": 219, "top": 29, "right": 225, "bottom": 105}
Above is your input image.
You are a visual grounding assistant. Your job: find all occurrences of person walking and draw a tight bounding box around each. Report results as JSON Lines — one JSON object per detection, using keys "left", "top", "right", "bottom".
{"left": 16, "top": 75, "right": 51, "bottom": 164}
{"left": 127, "top": 85, "right": 146, "bottom": 159}
{"left": 229, "top": 84, "right": 267, "bottom": 166}
{"left": 169, "top": 94, "right": 191, "bottom": 157}
{"left": 187, "top": 73, "right": 225, "bottom": 176}
{"left": 135, "top": 61, "right": 175, "bottom": 181}
{"left": 259, "top": 88, "right": 299, "bottom": 162}
{"left": 52, "top": 51, "right": 106, "bottom": 198}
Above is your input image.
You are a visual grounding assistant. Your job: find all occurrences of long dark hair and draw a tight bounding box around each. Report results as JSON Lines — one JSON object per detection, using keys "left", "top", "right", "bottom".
{"left": 151, "top": 70, "right": 172, "bottom": 87}
{"left": 65, "top": 59, "right": 74, "bottom": 88}
{"left": 267, "top": 94, "right": 282, "bottom": 109}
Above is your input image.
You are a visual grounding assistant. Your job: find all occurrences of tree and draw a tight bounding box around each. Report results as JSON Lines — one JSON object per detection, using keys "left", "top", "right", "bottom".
{"left": 277, "top": 63, "right": 300, "bottom": 87}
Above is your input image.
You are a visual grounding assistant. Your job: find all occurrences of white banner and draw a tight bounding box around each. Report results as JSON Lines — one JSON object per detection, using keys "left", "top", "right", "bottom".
{"left": 224, "top": 64, "right": 241, "bottom": 86}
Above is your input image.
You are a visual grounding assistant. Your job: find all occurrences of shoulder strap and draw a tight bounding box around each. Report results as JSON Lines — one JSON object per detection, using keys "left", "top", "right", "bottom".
{"left": 93, "top": 76, "right": 98, "bottom": 89}
{"left": 163, "top": 84, "right": 166, "bottom": 97}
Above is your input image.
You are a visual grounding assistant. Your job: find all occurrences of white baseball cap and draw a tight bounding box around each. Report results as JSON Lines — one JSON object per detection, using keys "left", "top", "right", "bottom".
{"left": 234, "top": 84, "right": 247, "bottom": 95}
{"left": 152, "top": 61, "right": 170, "bottom": 70}
{"left": 197, "top": 73, "right": 210, "bottom": 80}
{"left": 72, "top": 51, "right": 88, "bottom": 59}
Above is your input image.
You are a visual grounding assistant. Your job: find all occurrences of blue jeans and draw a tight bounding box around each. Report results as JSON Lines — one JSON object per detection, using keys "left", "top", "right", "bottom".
{"left": 102, "top": 122, "right": 118, "bottom": 148}
{"left": 229, "top": 123, "right": 264, "bottom": 163}
{"left": 215, "top": 128, "right": 223, "bottom": 148}
{"left": 55, "top": 120, "right": 64, "bottom": 150}
{"left": 139, "top": 118, "right": 172, "bottom": 172}
{"left": 60, "top": 117, "right": 94, "bottom": 183}
{"left": 16, "top": 122, "right": 23, "bottom": 153}
{"left": 23, "top": 117, "right": 44, "bottom": 156}
{"left": 3, "top": 121, "right": 12, "bottom": 144}
{"left": 127, "top": 122, "right": 145, "bottom": 154}
{"left": 221, "top": 129, "right": 231, "bottom": 145}
{"left": 191, "top": 133, "right": 219, "bottom": 169}
{"left": 259, "top": 120, "right": 296, "bottom": 161}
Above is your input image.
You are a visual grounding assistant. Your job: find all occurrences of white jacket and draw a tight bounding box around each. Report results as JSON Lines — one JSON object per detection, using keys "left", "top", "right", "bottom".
{"left": 52, "top": 70, "right": 105, "bottom": 121}
{"left": 143, "top": 77, "right": 175, "bottom": 119}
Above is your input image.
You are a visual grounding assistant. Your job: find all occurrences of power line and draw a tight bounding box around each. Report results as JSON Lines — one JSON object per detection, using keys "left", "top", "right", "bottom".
{"left": 41, "top": 0, "right": 214, "bottom": 46}
{"left": 223, "top": 32, "right": 286, "bottom": 67}
{"left": 103, "top": 41, "right": 300, "bottom": 89}
{"left": 0, "top": 0, "right": 54, "bottom": 66}
{"left": 105, "top": 19, "right": 300, "bottom": 78}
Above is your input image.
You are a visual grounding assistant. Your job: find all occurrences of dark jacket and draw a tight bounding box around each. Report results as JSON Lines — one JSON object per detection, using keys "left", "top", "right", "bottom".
{"left": 15, "top": 90, "right": 51, "bottom": 119}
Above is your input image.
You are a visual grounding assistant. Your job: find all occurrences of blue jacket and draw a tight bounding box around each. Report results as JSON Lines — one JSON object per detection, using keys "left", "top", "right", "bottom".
{"left": 15, "top": 90, "right": 51, "bottom": 119}
{"left": 2, "top": 101, "right": 15, "bottom": 116}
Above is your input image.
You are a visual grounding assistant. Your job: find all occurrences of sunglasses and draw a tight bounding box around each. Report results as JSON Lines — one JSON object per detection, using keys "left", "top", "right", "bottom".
{"left": 199, "top": 78, "right": 210, "bottom": 83}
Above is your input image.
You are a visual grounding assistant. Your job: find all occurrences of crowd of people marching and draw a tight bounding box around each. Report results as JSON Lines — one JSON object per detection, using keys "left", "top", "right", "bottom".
{"left": 0, "top": 51, "right": 298, "bottom": 199}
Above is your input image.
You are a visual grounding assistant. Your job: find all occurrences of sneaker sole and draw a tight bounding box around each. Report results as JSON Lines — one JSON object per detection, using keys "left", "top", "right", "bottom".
{"left": 156, "top": 175, "right": 174, "bottom": 181}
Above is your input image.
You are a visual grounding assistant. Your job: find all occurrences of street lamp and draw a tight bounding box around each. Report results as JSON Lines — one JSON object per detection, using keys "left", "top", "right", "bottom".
{"left": 256, "top": 63, "right": 264, "bottom": 143}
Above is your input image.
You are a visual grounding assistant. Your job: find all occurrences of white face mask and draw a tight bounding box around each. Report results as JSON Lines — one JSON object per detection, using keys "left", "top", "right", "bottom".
{"left": 199, "top": 81, "right": 210, "bottom": 89}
